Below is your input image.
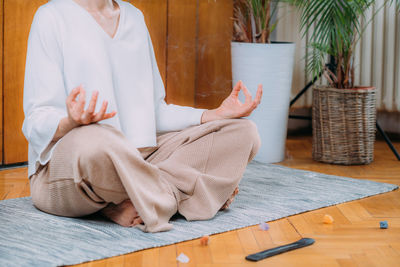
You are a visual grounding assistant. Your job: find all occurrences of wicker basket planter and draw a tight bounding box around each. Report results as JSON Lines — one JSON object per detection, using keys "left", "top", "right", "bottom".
{"left": 312, "top": 86, "right": 377, "bottom": 165}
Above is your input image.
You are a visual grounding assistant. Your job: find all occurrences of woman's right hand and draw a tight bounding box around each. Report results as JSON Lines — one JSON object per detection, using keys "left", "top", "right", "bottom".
{"left": 52, "top": 85, "right": 117, "bottom": 142}
{"left": 66, "top": 84, "right": 116, "bottom": 126}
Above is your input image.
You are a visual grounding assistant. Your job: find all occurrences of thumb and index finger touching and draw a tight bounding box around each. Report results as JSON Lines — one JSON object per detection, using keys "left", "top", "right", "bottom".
{"left": 66, "top": 84, "right": 117, "bottom": 122}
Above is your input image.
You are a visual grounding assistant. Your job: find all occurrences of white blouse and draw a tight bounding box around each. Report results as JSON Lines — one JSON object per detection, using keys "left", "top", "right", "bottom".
{"left": 22, "top": 0, "right": 207, "bottom": 177}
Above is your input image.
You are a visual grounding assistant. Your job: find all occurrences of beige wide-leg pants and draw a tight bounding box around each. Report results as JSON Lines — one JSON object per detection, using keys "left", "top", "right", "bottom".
{"left": 29, "top": 118, "right": 261, "bottom": 232}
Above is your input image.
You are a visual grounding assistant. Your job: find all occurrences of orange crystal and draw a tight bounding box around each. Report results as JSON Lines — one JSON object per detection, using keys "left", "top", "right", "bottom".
{"left": 200, "top": 235, "right": 210, "bottom": 246}
{"left": 323, "top": 214, "right": 334, "bottom": 224}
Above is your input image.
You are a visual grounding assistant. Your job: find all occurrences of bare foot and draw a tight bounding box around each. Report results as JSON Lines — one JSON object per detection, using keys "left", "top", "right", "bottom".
{"left": 220, "top": 187, "right": 239, "bottom": 211}
{"left": 100, "top": 199, "right": 143, "bottom": 227}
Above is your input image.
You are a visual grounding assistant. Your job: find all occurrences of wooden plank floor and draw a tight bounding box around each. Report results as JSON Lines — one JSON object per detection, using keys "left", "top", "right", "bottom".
{"left": 1, "top": 136, "right": 399, "bottom": 266}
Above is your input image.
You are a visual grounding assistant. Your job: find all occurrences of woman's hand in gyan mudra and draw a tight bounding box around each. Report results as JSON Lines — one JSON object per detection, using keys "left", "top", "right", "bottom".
{"left": 67, "top": 84, "right": 116, "bottom": 126}
{"left": 52, "top": 85, "right": 116, "bottom": 142}
{"left": 201, "top": 81, "right": 263, "bottom": 124}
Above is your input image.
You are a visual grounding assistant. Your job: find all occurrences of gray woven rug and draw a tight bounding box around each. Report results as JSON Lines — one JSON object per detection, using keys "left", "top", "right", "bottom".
{"left": 0, "top": 161, "right": 397, "bottom": 267}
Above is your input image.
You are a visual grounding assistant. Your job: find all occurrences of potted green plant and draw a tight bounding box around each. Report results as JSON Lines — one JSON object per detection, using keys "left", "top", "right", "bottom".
{"left": 232, "top": 0, "right": 296, "bottom": 164}
{"left": 285, "top": 0, "right": 399, "bottom": 165}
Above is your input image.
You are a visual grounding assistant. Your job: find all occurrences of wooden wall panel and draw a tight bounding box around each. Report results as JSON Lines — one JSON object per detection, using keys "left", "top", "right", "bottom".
{"left": 130, "top": 0, "right": 167, "bottom": 85}
{"left": 4, "top": 0, "right": 47, "bottom": 164}
{"left": 196, "top": 0, "right": 233, "bottom": 109}
{"left": 166, "top": 0, "right": 197, "bottom": 106}
{"left": 0, "top": 0, "right": 3, "bottom": 164}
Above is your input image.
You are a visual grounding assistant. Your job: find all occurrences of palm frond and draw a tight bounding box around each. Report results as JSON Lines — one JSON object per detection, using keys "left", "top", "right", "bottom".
{"left": 285, "top": 0, "right": 391, "bottom": 88}
{"left": 392, "top": 0, "right": 400, "bottom": 11}
{"left": 305, "top": 42, "right": 331, "bottom": 83}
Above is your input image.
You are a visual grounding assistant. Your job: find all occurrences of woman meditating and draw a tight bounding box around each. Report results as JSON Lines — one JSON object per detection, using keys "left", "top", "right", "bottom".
{"left": 23, "top": 0, "right": 263, "bottom": 233}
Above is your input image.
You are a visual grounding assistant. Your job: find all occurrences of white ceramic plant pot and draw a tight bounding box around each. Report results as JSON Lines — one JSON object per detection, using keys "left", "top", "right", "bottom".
{"left": 231, "top": 41, "right": 295, "bottom": 163}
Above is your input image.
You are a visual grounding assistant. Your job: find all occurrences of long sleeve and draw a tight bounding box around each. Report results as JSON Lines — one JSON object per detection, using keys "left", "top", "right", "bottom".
{"left": 22, "top": 5, "right": 68, "bottom": 165}
{"left": 145, "top": 20, "right": 207, "bottom": 134}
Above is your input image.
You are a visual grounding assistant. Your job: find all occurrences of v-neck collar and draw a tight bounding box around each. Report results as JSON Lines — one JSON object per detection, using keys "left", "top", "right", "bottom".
{"left": 70, "top": 0, "right": 124, "bottom": 41}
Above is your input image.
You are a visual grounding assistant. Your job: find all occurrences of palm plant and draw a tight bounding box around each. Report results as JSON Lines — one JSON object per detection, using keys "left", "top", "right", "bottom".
{"left": 287, "top": 0, "right": 400, "bottom": 89}
{"left": 233, "top": 0, "right": 280, "bottom": 43}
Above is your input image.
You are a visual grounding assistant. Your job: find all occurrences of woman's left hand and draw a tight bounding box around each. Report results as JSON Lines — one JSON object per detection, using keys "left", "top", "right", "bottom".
{"left": 201, "top": 80, "right": 263, "bottom": 124}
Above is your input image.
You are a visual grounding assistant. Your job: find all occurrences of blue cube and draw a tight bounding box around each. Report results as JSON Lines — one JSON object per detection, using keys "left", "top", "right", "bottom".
{"left": 380, "top": 221, "right": 388, "bottom": 229}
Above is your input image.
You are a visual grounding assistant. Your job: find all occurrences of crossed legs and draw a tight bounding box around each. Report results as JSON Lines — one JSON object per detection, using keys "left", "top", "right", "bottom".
{"left": 30, "top": 118, "right": 261, "bottom": 232}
